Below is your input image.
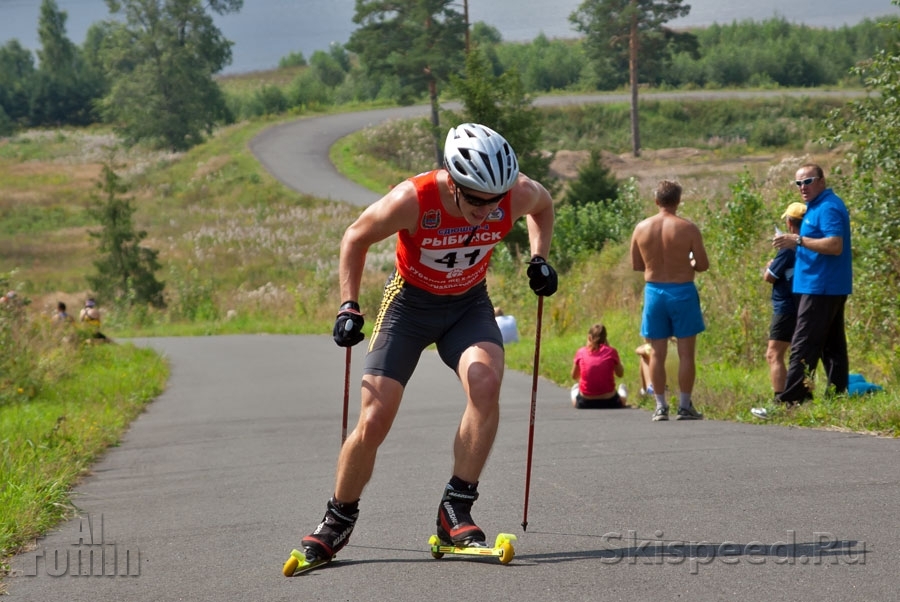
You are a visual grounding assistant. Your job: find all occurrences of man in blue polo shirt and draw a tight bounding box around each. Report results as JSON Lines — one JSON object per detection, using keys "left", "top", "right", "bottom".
{"left": 772, "top": 164, "right": 852, "bottom": 404}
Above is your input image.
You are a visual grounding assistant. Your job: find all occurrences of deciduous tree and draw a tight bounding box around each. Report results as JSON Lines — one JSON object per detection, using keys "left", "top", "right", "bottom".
{"left": 827, "top": 0, "right": 900, "bottom": 347}
{"left": 0, "top": 41, "right": 36, "bottom": 130}
{"left": 32, "top": 0, "right": 103, "bottom": 126}
{"left": 99, "top": 0, "right": 242, "bottom": 150}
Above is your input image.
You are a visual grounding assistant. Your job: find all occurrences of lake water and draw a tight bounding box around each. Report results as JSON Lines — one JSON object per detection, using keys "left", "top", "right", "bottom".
{"left": 2, "top": 0, "right": 898, "bottom": 74}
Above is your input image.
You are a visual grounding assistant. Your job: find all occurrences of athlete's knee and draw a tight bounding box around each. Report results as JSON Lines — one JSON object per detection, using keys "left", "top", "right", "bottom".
{"left": 352, "top": 411, "right": 393, "bottom": 449}
{"left": 480, "top": 369, "right": 503, "bottom": 396}
{"left": 355, "top": 401, "right": 399, "bottom": 448}
{"left": 463, "top": 355, "right": 501, "bottom": 386}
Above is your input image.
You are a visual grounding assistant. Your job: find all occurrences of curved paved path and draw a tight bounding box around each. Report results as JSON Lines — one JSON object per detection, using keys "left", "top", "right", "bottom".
{"left": 248, "top": 89, "right": 866, "bottom": 206}
{"left": 6, "top": 335, "right": 899, "bottom": 601}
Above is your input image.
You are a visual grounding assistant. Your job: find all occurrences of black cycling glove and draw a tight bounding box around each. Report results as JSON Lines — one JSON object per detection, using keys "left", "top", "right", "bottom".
{"left": 526, "top": 256, "right": 558, "bottom": 297}
{"left": 332, "top": 301, "right": 365, "bottom": 347}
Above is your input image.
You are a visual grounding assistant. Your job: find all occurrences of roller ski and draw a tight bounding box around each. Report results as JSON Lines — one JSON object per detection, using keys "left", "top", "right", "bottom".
{"left": 283, "top": 497, "right": 357, "bottom": 577}
{"left": 428, "top": 532, "right": 517, "bottom": 564}
{"left": 282, "top": 548, "right": 335, "bottom": 576}
{"left": 429, "top": 478, "right": 516, "bottom": 564}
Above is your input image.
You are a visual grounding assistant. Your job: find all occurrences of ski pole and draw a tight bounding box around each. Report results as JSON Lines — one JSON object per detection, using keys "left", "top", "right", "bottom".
{"left": 521, "top": 295, "right": 544, "bottom": 531}
{"left": 341, "top": 346, "right": 351, "bottom": 444}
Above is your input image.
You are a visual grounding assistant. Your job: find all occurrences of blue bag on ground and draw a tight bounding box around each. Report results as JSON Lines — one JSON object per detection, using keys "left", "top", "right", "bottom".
{"left": 848, "top": 373, "right": 884, "bottom": 396}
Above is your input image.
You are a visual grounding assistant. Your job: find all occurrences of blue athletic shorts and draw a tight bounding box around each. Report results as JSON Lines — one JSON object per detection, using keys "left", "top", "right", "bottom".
{"left": 364, "top": 270, "right": 503, "bottom": 386}
{"left": 640, "top": 281, "right": 705, "bottom": 340}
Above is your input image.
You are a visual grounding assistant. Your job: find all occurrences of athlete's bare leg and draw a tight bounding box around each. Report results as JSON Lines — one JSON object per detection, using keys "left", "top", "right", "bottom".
{"left": 452, "top": 342, "right": 504, "bottom": 483}
{"left": 333, "top": 375, "right": 403, "bottom": 502}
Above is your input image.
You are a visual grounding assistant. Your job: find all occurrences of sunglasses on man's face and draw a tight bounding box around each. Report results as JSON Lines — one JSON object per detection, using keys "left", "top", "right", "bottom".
{"left": 454, "top": 183, "right": 506, "bottom": 207}
{"left": 794, "top": 176, "right": 820, "bottom": 187}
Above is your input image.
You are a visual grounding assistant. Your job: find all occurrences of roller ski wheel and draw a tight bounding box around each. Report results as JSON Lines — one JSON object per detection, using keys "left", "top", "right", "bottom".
{"left": 428, "top": 532, "right": 517, "bottom": 565}
{"left": 282, "top": 548, "right": 335, "bottom": 576}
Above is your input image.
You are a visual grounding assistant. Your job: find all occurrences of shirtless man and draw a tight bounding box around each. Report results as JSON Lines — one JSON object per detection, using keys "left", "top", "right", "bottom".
{"left": 630, "top": 180, "right": 709, "bottom": 421}
{"left": 296, "top": 123, "right": 557, "bottom": 564}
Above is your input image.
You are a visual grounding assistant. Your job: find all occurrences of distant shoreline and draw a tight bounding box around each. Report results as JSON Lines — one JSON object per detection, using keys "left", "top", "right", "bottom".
{"left": 1, "top": 1, "right": 896, "bottom": 76}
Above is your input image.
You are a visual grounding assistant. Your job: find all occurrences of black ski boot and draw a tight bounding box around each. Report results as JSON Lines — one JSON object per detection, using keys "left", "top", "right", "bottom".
{"left": 436, "top": 478, "right": 486, "bottom": 546}
{"left": 301, "top": 497, "right": 358, "bottom": 561}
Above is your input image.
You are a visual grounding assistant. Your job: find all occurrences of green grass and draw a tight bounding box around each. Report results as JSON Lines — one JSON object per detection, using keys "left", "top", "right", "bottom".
{"left": 329, "top": 134, "right": 410, "bottom": 193}
{"left": 0, "top": 205, "right": 92, "bottom": 236}
{"left": 0, "top": 341, "right": 167, "bottom": 583}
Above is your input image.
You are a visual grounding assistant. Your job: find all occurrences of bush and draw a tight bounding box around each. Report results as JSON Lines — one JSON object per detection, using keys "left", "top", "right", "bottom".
{"left": 278, "top": 51, "right": 307, "bottom": 68}
{"left": 287, "top": 70, "right": 333, "bottom": 109}
{"left": 168, "top": 264, "right": 220, "bottom": 322}
{"left": 250, "top": 85, "right": 289, "bottom": 117}
{"left": 309, "top": 50, "right": 347, "bottom": 88}
{"left": 700, "top": 170, "right": 774, "bottom": 365}
{"left": 551, "top": 178, "right": 642, "bottom": 273}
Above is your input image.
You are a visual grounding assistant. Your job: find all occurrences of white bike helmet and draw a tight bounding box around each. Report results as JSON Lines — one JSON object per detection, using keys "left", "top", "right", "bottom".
{"left": 443, "top": 123, "right": 519, "bottom": 194}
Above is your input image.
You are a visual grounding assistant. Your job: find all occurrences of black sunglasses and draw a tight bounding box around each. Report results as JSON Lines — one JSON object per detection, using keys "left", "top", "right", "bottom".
{"left": 794, "top": 176, "right": 819, "bottom": 187}
{"left": 454, "top": 182, "right": 506, "bottom": 207}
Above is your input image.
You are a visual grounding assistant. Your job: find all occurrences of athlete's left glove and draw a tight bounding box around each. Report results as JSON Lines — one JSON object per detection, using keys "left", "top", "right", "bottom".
{"left": 333, "top": 301, "right": 365, "bottom": 347}
{"left": 526, "top": 256, "right": 558, "bottom": 297}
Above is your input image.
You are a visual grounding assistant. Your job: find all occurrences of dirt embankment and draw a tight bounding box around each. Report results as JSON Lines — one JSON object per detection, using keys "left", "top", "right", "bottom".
{"left": 550, "top": 148, "right": 776, "bottom": 188}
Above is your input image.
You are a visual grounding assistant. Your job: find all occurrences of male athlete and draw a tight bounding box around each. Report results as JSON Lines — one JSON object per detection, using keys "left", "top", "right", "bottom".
{"left": 299, "top": 123, "right": 557, "bottom": 562}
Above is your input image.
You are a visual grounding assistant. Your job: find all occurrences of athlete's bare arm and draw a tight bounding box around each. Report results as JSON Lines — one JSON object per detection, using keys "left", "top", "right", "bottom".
{"left": 339, "top": 182, "right": 420, "bottom": 302}
{"left": 508, "top": 174, "right": 554, "bottom": 259}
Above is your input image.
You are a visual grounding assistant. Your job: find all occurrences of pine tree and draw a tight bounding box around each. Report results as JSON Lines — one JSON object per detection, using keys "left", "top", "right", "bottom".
{"left": 562, "top": 150, "right": 619, "bottom": 208}
{"left": 448, "top": 48, "right": 551, "bottom": 185}
{"left": 570, "top": 0, "right": 692, "bottom": 156}
{"left": 347, "top": 0, "right": 467, "bottom": 164}
{"left": 87, "top": 162, "right": 165, "bottom": 308}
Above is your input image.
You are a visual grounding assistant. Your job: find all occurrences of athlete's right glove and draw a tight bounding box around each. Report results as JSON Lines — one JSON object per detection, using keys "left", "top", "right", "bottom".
{"left": 332, "top": 301, "right": 365, "bottom": 347}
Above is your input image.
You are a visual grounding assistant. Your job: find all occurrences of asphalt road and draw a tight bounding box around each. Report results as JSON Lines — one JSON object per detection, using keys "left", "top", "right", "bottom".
{"left": 6, "top": 335, "right": 899, "bottom": 601}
